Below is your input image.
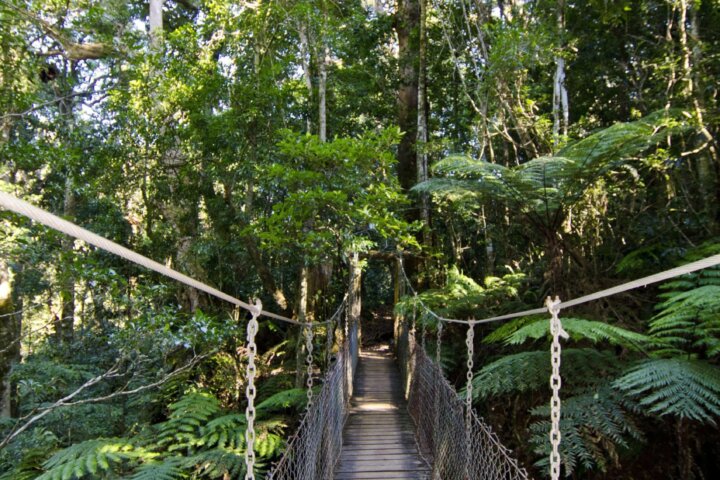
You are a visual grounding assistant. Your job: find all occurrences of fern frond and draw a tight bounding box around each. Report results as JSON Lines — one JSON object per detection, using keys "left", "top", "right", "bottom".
{"left": 255, "top": 389, "right": 308, "bottom": 416}
{"left": 36, "top": 438, "right": 150, "bottom": 480}
{"left": 157, "top": 392, "right": 221, "bottom": 452}
{"left": 501, "top": 317, "right": 651, "bottom": 350}
{"left": 481, "top": 316, "right": 540, "bottom": 344}
{"left": 0, "top": 448, "right": 47, "bottom": 480}
{"left": 471, "top": 349, "right": 621, "bottom": 399}
{"left": 613, "top": 359, "right": 720, "bottom": 424}
{"left": 186, "top": 448, "right": 246, "bottom": 479}
{"left": 128, "top": 457, "right": 187, "bottom": 480}
{"left": 200, "top": 414, "right": 246, "bottom": 450}
{"left": 529, "top": 386, "right": 643, "bottom": 475}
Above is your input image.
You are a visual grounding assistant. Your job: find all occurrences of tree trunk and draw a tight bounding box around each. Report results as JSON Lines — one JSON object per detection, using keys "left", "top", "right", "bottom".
{"left": 149, "top": 0, "right": 164, "bottom": 50}
{"left": 57, "top": 167, "right": 75, "bottom": 344}
{"left": 416, "top": 0, "right": 430, "bottom": 246}
{"left": 295, "top": 264, "right": 310, "bottom": 388}
{"left": 395, "top": 0, "right": 420, "bottom": 196}
{"left": 679, "top": 0, "right": 719, "bottom": 229}
{"left": 0, "top": 259, "right": 19, "bottom": 418}
{"left": 298, "top": 19, "right": 314, "bottom": 134}
{"left": 318, "top": 3, "right": 329, "bottom": 142}
{"left": 552, "top": 0, "right": 569, "bottom": 146}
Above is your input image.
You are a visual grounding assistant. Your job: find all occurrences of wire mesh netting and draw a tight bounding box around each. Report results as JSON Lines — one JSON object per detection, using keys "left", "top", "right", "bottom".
{"left": 398, "top": 324, "right": 530, "bottom": 480}
{"left": 267, "top": 324, "right": 357, "bottom": 480}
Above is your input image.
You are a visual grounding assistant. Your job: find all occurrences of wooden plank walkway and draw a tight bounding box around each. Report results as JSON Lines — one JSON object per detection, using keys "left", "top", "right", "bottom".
{"left": 334, "top": 347, "right": 430, "bottom": 480}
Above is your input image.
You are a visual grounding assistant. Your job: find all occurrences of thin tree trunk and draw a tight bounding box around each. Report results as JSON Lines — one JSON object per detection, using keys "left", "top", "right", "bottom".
{"left": 295, "top": 264, "right": 310, "bottom": 388}
{"left": 416, "top": 0, "right": 430, "bottom": 247}
{"left": 318, "top": 4, "right": 329, "bottom": 142}
{"left": 298, "top": 20, "right": 314, "bottom": 134}
{"left": 149, "top": 0, "right": 164, "bottom": 50}
{"left": 57, "top": 176, "right": 76, "bottom": 344}
{"left": 0, "top": 259, "right": 19, "bottom": 418}
{"left": 678, "top": 0, "right": 719, "bottom": 228}
{"left": 552, "top": 0, "right": 569, "bottom": 146}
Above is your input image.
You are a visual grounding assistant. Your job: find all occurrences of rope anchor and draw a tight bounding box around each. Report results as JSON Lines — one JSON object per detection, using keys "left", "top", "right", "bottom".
{"left": 546, "top": 296, "right": 568, "bottom": 480}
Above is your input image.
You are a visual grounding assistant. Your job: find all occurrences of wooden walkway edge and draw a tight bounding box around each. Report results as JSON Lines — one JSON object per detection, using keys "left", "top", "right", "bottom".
{"left": 334, "top": 346, "right": 430, "bottom": 480}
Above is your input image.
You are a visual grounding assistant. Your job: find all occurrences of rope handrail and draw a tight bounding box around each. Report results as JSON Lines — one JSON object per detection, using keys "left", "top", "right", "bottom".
{"left": 398, "top": 253, "right": 720, "bottom": 324}
{"left": 0, "top": 190, "right": 337, "bottom": 327}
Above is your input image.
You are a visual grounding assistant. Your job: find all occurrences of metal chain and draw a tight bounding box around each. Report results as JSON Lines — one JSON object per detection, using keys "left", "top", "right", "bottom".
{"left": 465, "top": 323, "right": 475, "bottom": 435}
{"left": 245, "top": 299, "right": 262, "bottom": 480}
{"left": 325, "top": 316, "right": 334, "bottom": 367}
{"left": 546, "top": 296, "right": 569, "bottom": 480}
{"left": 411, "top": 296, "right": 417, "bottom": 340}
{"left": 305, "top": 323, "right": 315, "bottom": 408}
{"left": 435, "top": 321, "right": 443, "bottom": 365}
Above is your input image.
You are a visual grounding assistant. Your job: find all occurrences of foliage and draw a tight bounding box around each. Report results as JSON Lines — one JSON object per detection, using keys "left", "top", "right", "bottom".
{"left": 614, "top": 359, "right": 720, "bottom": 425}
{"left": 470, "top": 349, "right": 622, "bottom": 400}
{"left": 492, "top": 317, "right": 651, "bottom": 351}
{"left": 415, "top": 111, "right": 684, "bottom": 225}
{"left": 529, "top": 386, "right": 643, "bottom": 475}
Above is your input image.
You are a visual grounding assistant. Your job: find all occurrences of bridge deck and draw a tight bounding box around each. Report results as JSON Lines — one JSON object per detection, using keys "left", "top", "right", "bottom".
{"left": 334, "top": 347, "right": 430, "bottom": 480}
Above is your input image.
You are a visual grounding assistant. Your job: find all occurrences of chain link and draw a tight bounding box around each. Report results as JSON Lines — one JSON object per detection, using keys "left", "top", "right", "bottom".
{"left": 465, "top": 323, "right": 475, "bottom": 433}
{"left": 305, "top": 323, "right": 315, "bottom": 408}
{"left": 325, "top": 316, "right": 334, "bottom": 367}
{"left": 435, "top": 320, "right": 443, "bottom": 365}
{"left": 546, "top": 296, "right": 569, "bottom": 480}
{"left": 245, "top": 299, "right": 262, "bottom": 480}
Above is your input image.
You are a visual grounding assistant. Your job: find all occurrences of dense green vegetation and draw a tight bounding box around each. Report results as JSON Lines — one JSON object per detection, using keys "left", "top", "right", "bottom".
{"left": 0, "top": 0, "right": 718, "bottom": 478}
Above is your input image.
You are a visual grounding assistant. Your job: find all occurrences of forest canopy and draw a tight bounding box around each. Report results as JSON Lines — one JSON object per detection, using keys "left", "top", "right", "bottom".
{"left": 1, "top": 0, "right": 719, "bottom": 479}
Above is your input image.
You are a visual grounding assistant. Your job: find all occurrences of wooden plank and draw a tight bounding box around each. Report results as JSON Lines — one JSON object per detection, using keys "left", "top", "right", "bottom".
{"left": 334, "top": 347, "right": 430, "bottom": 479}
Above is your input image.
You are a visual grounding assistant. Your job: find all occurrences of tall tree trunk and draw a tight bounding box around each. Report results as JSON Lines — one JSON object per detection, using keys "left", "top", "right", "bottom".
{"left": 0, "top": 259, "right": 19, "bottom": 418}
{"left": 416, "top": 0, "right": 430, "bottom": 246}
{"left": 395, "top": 0, "right": 420, "bottom": 196}
{"left": 295, "top": 264, "right": 310, "bottom": 388}
{"left": 57, "top": 176, "right": 76, "bottom": 344}
{"left": 552, "top": 0, "right": 569, "bottom": 146}
{"left": 396, "top": 0, "right": 421, "bottom": 280}
{"left": 149, "top": 0, "right": 164, "bottom": 50}
{"left": 678, "top": 0, "right": 719, "bottom": 228}
{"left": 298, "top": 19, "right": 314, "bottom": 134}
{"left": 318, "top": 22, "right": 328, "bottom": 142}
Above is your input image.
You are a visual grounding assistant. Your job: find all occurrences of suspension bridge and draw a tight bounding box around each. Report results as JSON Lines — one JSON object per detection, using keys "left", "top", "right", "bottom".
{"left": 2, "top": 190, "right": 720, "bottom": 480}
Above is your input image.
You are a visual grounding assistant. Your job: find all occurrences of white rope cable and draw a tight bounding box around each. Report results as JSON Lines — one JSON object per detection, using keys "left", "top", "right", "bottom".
{"left": 397, "top": 253, "right": 720, "bottom": 326}
{"left": 0, "top": 190, "right": 337, "bottom": 327}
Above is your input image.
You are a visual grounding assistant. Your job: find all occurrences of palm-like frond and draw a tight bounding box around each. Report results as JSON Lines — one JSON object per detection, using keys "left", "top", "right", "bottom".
{"left": 530, "top": 386, "right": 643, "bottom": 475}
{"left": 36, "top": 438, "right": 152, "bottom": 480}
{"left": 613, "top": 358, "right": 720, "bottom": 424}
{"left": 417, "top": 111, "right": 683, "bottom": 223}
{"left": 494, "top": 317, "right": 651, "bottom": 351}
{"left": 471, "top": 349, "right": 621, "bottom": 399}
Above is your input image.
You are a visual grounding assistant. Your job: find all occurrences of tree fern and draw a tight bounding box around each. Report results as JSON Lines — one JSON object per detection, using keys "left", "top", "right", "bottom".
{"left": 471, "top": 349, "right": 622, "bottom": 399}
{"left": 0, "top": 448, "right": 47, "bottom": 480}
{"left": 187, "top": 448, "right": 246, "bottom": 479}
{"left": 648, "top": 241, "right": 720, "bottom": 357}
{"left": 127, "top": 457, "right": 187, "bottom": 480}
{"left": 491, "top": 317, "right": 651, "bottom": 351}
{"left": 255, "top": 388, "right": 308, "bottom": 416}
{"left": 199, "top": 413, "right": 246, "bottom": 450}
{"left": 613, "top": 358, "right": 720, "bottom": 424}
{"left": 415, "top": 111, "right": 683, "bottom": 223}
{"left": 35, "top": 438, "right": 151, "bottom": 480}
{"left": 529, "top": 386, "right": 643, "bottom": 476}
{"left": 157, "top": 392, "right": 221, "bottom": 452}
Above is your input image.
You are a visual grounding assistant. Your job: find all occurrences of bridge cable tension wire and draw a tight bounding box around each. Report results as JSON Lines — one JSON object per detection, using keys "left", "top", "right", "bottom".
{"left": 396, "top": 253, "right": 720, "bottom": 325}
{"left": 0, "top": 190, "right": 350, "bottom": 479}
{"left": 0, "top": 190, "right": 339, "bottom": 327}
